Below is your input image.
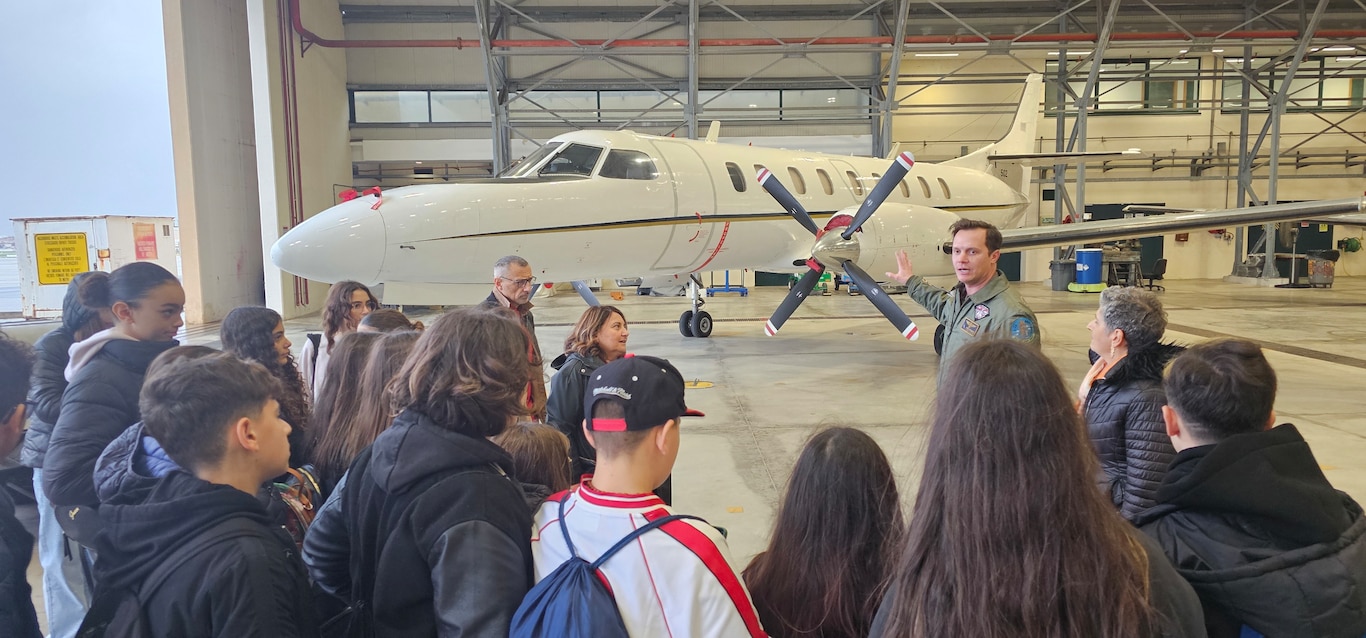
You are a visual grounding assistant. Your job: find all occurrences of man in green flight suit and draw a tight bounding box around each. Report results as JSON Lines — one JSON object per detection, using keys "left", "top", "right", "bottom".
{"left": 886, "top": 218, "right": 1040, "bottom": 381}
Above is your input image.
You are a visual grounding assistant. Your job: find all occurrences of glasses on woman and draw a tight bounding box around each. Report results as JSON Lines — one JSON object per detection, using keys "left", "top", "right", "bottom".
{"left": 499, "top": 276, "right": 538, "bottom": 288}
{"left": 350, "top": 300, "right": 380, "bottom": 311}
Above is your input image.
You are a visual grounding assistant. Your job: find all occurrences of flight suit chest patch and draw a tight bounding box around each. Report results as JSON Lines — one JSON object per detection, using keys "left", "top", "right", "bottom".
{"left": 960, "top": 318, "right": 981, "bottom": 337}
{"left": 974, "top": 304, "right": 990, "bottom": 320}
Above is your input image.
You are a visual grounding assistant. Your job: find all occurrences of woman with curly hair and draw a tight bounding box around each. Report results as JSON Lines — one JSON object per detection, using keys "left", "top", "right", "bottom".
{"left": 545, "top": 305, "right": 629, "bottom": 480}
{"left": 299, "top": 281, "right": 377, "bottom": 399}
{"left": 220, "top": 306, "right": 313, "bottom": 466}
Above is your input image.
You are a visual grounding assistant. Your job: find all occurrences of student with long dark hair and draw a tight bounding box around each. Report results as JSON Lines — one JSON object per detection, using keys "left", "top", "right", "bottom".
{"left": 221, "top": 306, "right": 312, "bottom": 466}
{"left": 871, "top": 340, "right": 1204, "bottom": 638}
{"left": 21, "top": 273, "right": 111, "bottom": 637}
{"left": 44, "top": 262, "right": 184, "bottom": 542}
{"left": 492, "top": 420, "right": 572, "bottom": 510}
{"left": 309, "top": 330, "right": 416, "bottom": 493}
{"left": 744, "top": 427, "right": 904, "bottom": 637}
{"left": 303, "top": 306, "right": 535, "bottom": 636}
{"left": 545, "top": 305, "right": 629, "bottom": 478}
{"left": 299, "top": 280, "right": 376, "bottom": 398}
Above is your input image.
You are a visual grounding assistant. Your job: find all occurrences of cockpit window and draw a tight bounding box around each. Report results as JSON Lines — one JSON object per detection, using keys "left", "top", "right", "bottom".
{"left": 598, "top": 150, "right": 659, "bottom": 180}
{"left": 538, "top": 143, "right": 603, "bottom": 177}
{"left": 501, "top": 141, "right": 562, "bottom": 177}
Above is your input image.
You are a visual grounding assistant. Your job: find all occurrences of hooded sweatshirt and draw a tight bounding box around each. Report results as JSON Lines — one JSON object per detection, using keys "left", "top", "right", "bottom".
{"left": 1137, "top": 424, "right": 1366, "bottom": 638}
{"left": 44, "top": 332, "right": 176, "bottom": 516}
{"left": 92, "top": 424, "right": 318, "bottom": 638}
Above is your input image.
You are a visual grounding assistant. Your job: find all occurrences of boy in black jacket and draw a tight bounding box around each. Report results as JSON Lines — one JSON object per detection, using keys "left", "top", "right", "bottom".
{"left": 91, "top": 354, "right": 318, "bottom": 637}
{"left": 1137, "top": 338, "right": 1366, "bottom": 638}
{"left": 0, "top": 332, "right": 41, "bottom": 638}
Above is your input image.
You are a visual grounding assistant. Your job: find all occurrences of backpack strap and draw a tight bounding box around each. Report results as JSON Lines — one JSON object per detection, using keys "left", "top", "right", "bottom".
{"left": 307, "top": 333, "right": 322, "bottom": 372}
{"left": 554, "top": 491, "right": 706, "bottom": 569}
{"left": 139, "top": 517, "right": 263, "bottom": 599}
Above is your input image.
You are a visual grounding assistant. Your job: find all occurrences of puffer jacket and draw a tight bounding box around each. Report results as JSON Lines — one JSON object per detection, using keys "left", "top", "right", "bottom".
{"left": 20, "top": 328, "right": 75, "bottom": 468}
{"left": 1083, "top": 342, "right": 1183, "bottom": 522}
{"left": 1137, "top": 424, "right": 1366, "bottom": 638}
{"left": 545, "top": 351, "right": 607, "bottom": 479}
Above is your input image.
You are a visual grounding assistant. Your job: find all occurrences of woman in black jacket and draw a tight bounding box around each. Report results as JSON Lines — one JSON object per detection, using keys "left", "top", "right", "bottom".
{"left": 43, "top": 262, "right": 183, "bottom": 542}
{"left": 1079, "top": 285, "right": 1182, "bottom": 522}
{"left": 303, "top": 306, "right": 534, "bottom": 637}
{"left": 545, "top": 305, "right": 629, "bottom": 479}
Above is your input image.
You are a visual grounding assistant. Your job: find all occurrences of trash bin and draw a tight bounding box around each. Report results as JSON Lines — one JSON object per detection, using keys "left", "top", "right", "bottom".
{"left": 1049, "top": 259, "right": 1075, "bottom": 291}
{"left": 1068, "top": 249, "right": 1106, "bottom": 293}
{"left": 1306, "top": 249, "right": 1341, "bottom": 288}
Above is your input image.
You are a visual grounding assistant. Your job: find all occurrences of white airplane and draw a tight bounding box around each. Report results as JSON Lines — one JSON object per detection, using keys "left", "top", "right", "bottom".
{"left": 271, "top": 74, "right": 1364, "bottom": 339}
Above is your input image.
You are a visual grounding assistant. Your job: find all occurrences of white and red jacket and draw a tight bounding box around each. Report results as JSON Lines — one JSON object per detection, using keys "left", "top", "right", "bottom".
{"left": 530, "top": 482, "right": 767, "bottom": 638}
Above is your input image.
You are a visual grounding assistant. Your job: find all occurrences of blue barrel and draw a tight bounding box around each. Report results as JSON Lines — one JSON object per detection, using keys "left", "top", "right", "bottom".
{"left": 1075, "top": 249, "right": 1103, "bottom": 285}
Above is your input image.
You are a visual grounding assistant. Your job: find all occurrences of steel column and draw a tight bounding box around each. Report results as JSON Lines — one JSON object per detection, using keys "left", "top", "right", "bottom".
{"left": 474, "top": 0, "right": 510, "bottom": 172}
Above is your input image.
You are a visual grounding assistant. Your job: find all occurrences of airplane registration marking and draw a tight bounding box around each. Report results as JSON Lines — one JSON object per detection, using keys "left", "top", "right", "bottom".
{"left": 411, "top": 204, "right": 1019, "bottom": 242}
{"left": 691, "top": 221, "right": 733, "bottom": 273}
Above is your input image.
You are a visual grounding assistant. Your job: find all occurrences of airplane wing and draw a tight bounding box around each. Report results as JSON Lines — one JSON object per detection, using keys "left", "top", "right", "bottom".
{"left": 998, "top": 197, "right": 1364, "bottom": 251}
{"left": 988, "top": 149, "right": 1142, "bottom": 165}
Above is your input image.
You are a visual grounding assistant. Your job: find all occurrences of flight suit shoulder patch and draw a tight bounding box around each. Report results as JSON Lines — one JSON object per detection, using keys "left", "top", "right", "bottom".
{"left": 1009, "top": 316, "right": 1036, "bottom": 341}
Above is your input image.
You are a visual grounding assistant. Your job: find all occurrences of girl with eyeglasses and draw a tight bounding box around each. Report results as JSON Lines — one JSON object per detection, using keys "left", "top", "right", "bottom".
{"left": 300, "top": 280, "right": 377, "bottom": 400}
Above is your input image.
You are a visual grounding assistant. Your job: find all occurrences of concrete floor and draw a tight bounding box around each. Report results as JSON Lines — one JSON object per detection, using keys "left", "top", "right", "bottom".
{"left": 27, "top": 275, "right": 1366, "bottom": 630}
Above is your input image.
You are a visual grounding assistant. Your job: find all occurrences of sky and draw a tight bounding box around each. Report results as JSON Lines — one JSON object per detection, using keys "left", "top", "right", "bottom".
{"left": 0, "top": 1, "right": 176, "bottom": 232}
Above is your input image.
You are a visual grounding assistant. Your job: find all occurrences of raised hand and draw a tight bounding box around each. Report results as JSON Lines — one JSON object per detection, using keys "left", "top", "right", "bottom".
{"left": 885, "top": 249, "right": 914, "bottom": 285}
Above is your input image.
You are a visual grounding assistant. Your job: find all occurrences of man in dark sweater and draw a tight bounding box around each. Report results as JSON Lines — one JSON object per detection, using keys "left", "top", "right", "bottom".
{"left": 91, "top": 354, "right": 317, "bottom": 637}
{"left": 1137, "top": 338, "right": 1366, "bottom": 638}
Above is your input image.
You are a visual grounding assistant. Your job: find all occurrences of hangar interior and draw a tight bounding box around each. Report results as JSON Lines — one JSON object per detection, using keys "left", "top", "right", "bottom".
{"left": 15, "top": 0, "right": 1366, "bottom": 629}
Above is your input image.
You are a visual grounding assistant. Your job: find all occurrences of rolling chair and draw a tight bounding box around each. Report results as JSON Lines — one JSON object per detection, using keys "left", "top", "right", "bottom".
{"left": 1143, "top": 258, "right": 1167, "bottom": 291}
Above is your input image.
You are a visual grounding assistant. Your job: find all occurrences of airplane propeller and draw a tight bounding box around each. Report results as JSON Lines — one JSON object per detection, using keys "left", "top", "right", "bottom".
{"left": 757, "top": 153, "right": 920, "bottom": 341}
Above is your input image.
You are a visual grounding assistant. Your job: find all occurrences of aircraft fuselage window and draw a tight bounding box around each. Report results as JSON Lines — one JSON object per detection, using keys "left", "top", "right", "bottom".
{"left": 726, "top": 162, "right": 746, "bottom": 192}
{"left": 938, "top": 178, "right": 952, "bottom": 199}
{"left": 816, "top": 168, "right": 834, "bottom": 195}
{"left": 897, "top": 178, "right": 910, "bottom": 199}
{"left": 917, "top": 176, "right": 932, "bottom": 199}
{"left": 599, "top": 149, "right": 659, "bottom": 180}
{"left": 787, "top": 167, "right": 806, "bottom": 195}
{"left": 845, "top": 171, "right": 864, "bottom": 197}
{"left": 502, "top": 141, "right": 562, "bottom": 177}
{"left": 538, "top": 143, "right": 603, "bottom": 177}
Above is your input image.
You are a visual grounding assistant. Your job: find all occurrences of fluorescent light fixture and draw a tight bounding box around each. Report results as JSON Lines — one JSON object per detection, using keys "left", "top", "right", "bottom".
{"left": 914, "top": 52, "right": 959, "bottom": 57}
{"left": 1212, "top": 49, "right": 1224, "bottom": 53}
{"left": 1337, "top": 56, "right": 1366, "bottom": 62}
{"left": 1047, "top": 51, "right": 1092, "bottom": 57}
{"left": 1168, "top": 60, "right": 1191, "bottom": 64}
{"left": 1321, "top": 46, "right": 1356, "bottom": 52}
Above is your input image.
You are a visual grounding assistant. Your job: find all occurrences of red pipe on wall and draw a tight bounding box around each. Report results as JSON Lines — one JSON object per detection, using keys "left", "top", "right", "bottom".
{"left": 289, "top": 0, "right": 1366, "bottom": 50}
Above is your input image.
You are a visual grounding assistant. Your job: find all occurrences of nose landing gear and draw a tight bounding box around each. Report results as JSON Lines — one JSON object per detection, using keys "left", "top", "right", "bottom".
{"left": 678, "top": 275, "right": 713, "bottom": 338}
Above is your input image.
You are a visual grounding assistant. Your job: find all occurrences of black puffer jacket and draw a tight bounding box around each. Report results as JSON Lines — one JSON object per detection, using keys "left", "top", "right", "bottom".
{"left": 44, "top": 336, "right": 176, "bottom": 510}
{"left": 92, "top": 424, "right": 319, "bottom": 637}
{"left": 303, "top": 409, "right": 533, "bottom": 637}
{"left": 20, "top": 327, "right": 75, "bottom": 468}
{"left": 545, "top": 351, "right": 606, "bottom": 479}
{"left": 1137, "top": 424, "right": 1366, "bottom": 638}
{"left": 0, "top": 489, "right": 40, "bottom": 638}
{"left": 1083, "top": 343, "right": 1182, "bottom": 522}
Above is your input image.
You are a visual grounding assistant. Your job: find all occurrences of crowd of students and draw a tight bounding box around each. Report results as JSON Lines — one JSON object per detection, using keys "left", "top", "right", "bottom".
{"left": 0, "top": 256, "right": 1364, "bottom": 638}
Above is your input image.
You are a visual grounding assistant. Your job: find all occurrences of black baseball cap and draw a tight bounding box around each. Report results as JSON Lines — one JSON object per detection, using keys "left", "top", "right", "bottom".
{"left": 584, "top": 355, "right": 705, "bottom": 432}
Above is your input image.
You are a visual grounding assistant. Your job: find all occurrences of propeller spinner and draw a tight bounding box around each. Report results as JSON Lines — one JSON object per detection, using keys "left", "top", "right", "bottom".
{"left": 757, "top": 153, "right": 920, "bottom": 341}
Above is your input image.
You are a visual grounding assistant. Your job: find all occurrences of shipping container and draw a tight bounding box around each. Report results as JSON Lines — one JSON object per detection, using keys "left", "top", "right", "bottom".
{"left": 12, "top": 216, "right": 177, "bottom": 319}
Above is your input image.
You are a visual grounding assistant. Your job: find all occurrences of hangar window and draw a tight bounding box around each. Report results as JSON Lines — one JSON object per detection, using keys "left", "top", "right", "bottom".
{"left": 938, "top": 178, "right": 952, "bottom": 199}
{"left": 1221, "top": 55, "right": 1366, "bottom": 112}
{"left": 353, "top": 91, "right": 430, "bottom": 123}
{"left": 599, "top": 150, "right": 659, "bottom": 180}
{"left": 538, "top": 144, "right": 603, "bottom": 177}
{"left": 816, "top": 169, "right": 834, "bottom": 195}
{"left": 916, "top": 176, "right": 932, "bottom": 198}
{"left": 845, "top": 171, "right": 864, "bottom": 196}
{"left": 1045, "top": 58, "right": 1199, "bottom": 114}
{"left": 897, "top": 179, "right": 910, "bottom": 199}
{"left": 787, "top": 167, "right": 806, "bottom": 194}
{"left": 726, "top": 162, "right": 746, "bottom": 192}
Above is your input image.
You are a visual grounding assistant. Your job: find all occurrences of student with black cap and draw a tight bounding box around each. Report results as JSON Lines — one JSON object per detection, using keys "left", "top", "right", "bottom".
{"left": 529, "top": 355, "right": 767, "bottom": 637}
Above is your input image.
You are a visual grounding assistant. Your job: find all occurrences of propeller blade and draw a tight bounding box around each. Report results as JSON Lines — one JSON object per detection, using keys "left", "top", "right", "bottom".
{"left": 841, "top": 261, "right": 920, "bottom": 341}
{"left": 757, "top": 168, "right": 820, "bottom": 236}
{"left": 764, "top": 267, "right": 823, "bottom": 336}
{"left": 570, "top": 280, "right": 601, "bottom": 306}
{"left": 842, "top": 152, "right": 916, "bottom": 240}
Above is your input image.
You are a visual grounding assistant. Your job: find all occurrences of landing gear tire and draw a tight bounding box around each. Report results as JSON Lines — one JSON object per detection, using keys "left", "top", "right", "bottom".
{"left": 690, "top": 311, "right": 713, "bottom": 338}
{"left": 679, "top": 311, "right": 695, "bottom": 337}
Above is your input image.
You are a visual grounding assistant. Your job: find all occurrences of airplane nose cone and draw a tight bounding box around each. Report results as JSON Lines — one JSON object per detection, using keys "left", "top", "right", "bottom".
{"left": 271, "top": 202, "right": 386, "bottom": 284}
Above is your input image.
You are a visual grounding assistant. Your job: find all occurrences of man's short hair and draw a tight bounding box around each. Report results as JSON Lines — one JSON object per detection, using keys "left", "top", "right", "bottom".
{"left": 588, "top": 400, "right": 654, "bottom": 458}
{"left": 0, "top": 333, "right": 35, "bottom": 417}
{"left": 140, "top": 354, "right": 283, "bottom": 472}
{"left": 1163, "top": 338, "right": 1277, "bottom": 441}
{"left": 494, "top": 255, "right": 529, "bottom": 278}
{"left": 948, "top": 219, "right": 1003, "bottom": 253}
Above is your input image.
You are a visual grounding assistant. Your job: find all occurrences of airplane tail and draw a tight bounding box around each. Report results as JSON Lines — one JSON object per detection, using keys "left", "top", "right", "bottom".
{"left": 943, "top": 73, "right": 1043, "bottom": 172}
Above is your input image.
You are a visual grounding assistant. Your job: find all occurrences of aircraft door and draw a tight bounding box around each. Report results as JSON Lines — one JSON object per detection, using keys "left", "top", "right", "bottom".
{"left": 648, "top": 140, "right": 718, "bottom": 271}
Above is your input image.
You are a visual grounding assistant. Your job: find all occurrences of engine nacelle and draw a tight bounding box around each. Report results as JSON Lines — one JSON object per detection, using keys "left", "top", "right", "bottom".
{"left": 849, "top": 203, "right": 960, "bottom": 280}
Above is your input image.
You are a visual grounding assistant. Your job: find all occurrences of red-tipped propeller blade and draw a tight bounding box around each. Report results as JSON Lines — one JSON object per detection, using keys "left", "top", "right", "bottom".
{"left": 764, "top": 266, "right": 823, "bottom": 336}
{"left": 842, "top": 152, "right": 915, "bottom": 240}
{"left": 841, "top": 260, "right": 920, "bottom": 341}
{"left": 757, "top": 168, "right": 821, "bottom": 236}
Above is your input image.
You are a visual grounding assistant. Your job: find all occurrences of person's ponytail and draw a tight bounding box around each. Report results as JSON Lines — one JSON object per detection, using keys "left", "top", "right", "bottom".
{"left": 75, "top": 271, "right": 113, "bottom": 310}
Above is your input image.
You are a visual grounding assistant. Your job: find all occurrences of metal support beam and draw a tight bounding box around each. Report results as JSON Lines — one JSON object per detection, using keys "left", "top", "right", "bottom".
{"left": 474, "top": 0, "right": 510, "bottom": 172}
{"left": 878, "top": 0, "right": 910, "bottom": 156}
{"left": 1261, "top": 0, "right": 1329, "bottom": 279}
{"left": 686, "top": 0, "right": 699, "bottom": 139}
{"left": 1072, "top": 0, "right": 1124, "bottom": 227}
